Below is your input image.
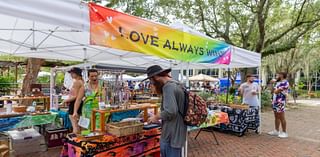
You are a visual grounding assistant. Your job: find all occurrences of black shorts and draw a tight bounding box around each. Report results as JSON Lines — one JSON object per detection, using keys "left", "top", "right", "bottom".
{"left": 68, "top": 100, "right": 83, "bottom": 115}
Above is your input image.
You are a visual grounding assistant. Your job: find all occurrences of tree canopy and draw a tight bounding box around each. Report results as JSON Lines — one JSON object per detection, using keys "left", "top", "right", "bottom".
{"left": 93, "top": 0, "right": 320, "bottom": 58}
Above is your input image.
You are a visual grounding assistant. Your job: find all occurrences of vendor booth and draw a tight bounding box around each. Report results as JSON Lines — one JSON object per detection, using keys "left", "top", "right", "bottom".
{"left": 0, "top": 0, "right": 261, "bottom": 157}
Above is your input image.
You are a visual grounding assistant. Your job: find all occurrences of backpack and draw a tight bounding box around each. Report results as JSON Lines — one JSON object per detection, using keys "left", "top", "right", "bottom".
{"left": 179, "top": 87, "right": 208, "bottom": 127}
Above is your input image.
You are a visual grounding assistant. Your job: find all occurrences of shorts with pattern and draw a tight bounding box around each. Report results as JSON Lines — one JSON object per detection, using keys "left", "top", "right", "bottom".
{"left": 272, "top": 93, "right": 286, "bottom": 113}
{"left": 272, "top": 102, "right": 285, "bottom": 112}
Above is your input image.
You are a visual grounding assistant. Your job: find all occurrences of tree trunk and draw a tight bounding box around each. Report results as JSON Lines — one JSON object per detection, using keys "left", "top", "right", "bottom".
{"left": 21, "top": 58, "right": 44, "bottom": 106}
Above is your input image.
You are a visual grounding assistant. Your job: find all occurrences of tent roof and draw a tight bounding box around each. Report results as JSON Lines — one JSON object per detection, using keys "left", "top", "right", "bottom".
{"left": 189, "top": 74, "right": 219, "bottom": 82}
{"left": 55, "top": 62, "right": 146, "bottom": 73}
{"left": 0, "top": 0, "right": 261, "bottom": 69}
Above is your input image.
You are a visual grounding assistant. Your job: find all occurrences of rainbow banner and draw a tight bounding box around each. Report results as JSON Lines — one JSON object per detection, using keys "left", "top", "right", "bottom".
{"left": 89, "top": 3, "right": 231, "bottom": 64}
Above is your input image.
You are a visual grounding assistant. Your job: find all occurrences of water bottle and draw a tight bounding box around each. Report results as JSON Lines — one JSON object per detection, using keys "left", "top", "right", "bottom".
{"left": 6, "top": 101, "right": 12, "bottom": 113}
{"left": 32, "top": 101, "right": 37, "bottom": 107}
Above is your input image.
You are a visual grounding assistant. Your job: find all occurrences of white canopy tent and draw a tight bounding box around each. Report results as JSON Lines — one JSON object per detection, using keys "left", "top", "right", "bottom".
{"left": 189, "top": 74, "right": 219, "bottom": 82}
{"left": 0, "top": 0, "right": 261, "bottom": 70}
{"left": 0, "top": 1, "right": 263, "bottom": 156}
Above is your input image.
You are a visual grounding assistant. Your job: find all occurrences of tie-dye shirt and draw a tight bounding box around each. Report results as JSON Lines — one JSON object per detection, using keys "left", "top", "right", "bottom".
{"left": 272, "top": 80, "right": 289, "bottom": 105}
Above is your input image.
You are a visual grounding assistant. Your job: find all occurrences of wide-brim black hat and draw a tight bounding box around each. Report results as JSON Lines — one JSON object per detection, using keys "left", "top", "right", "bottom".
{"left": 142, "top": 65, "right": 171, "bottom": 82}
{"left": 68, "top": 67, "right": 82, "bottom": 76}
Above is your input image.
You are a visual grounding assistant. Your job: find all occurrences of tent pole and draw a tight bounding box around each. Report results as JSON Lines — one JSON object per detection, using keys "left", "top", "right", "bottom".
{"left": 186, "top": 62, "right": 190, "bottom": 88}
{"left": 226, "top": 68, "right": 230, "bottom": 104}
{"left": 49, "top": 68, "right": 55, "bottom": 110}
{"left": 258, "top": 66, "right": 262, "bottom": 134}
{"left": 15, "top": 63, "right": 18, "bottom": 94}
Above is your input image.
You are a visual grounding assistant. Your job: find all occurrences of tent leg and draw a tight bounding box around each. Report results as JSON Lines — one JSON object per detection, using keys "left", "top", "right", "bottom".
{"left": 226, "top": 68, "right": 230, "bottom": 104}
{"left": 258, "top": 66, "right": 262, "bottom": 134}
{"left": 186, "top": 62, "right": 190, "bottom": 88}
{"left": 194, "top": 128, "right": 202, "bottom": 140}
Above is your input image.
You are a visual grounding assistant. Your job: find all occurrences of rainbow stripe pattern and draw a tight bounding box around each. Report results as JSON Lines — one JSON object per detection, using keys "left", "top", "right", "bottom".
{"left": 89, "top": 3, "right": 231, "bottom": 64}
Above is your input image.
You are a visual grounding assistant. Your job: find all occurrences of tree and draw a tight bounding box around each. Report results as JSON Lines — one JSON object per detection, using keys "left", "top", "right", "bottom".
{"left": 21, "top": 58, "right": 44, "bottom": 105}
{"left": 89, "top": 0, "right": 320, "bottom": 84}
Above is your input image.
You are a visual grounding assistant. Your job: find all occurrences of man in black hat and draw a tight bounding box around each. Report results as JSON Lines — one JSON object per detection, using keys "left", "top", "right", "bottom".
{"left": 61, "top": 67, "right": 84, "bottom": 134}
{"left": 144, "top": 65, "right": 187, "bottom": 157}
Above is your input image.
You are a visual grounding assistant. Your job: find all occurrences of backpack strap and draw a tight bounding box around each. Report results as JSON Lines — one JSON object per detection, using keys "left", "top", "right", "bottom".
{"left": 167, "top": 80, "right": 189, "bottom": 118}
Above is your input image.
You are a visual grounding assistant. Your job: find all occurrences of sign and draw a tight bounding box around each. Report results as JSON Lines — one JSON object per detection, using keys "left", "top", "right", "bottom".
{"left": 78, "top": 116, "right": 90, "bottom": 129}
{"left": 89, "top": 3, "right": 231, "bottom": 64}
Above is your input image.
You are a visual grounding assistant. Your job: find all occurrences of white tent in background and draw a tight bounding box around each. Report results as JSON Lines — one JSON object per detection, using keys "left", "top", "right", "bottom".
{"left": 21, "top": 71, "right": 51, "bottom": 77}
{"left": 135, "top": 74, "right": 148, "bottom": 81}
{"left": 189, "top": 74, "right": 219, "bottom": 82}
{"left": 38, "top": 71, "right": 51, "bottom": 77}
{"left": 0, "top": 0, "right": 261, "bottom": 70}
{"left": 102, "top": 74, "right": 137, "bottom": 81}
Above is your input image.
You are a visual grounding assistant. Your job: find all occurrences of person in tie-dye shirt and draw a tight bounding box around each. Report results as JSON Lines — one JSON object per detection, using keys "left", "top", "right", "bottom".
{"left": 268, "top": 72, "right": 289, "bottom": 138}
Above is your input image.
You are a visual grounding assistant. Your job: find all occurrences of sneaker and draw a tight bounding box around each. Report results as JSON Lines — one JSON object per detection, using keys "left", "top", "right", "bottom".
{"left": 268, "top": 130, "right": 279, "bottom": 136}
{"left": 278, "top": 132, "right": 288, "bottom": 138}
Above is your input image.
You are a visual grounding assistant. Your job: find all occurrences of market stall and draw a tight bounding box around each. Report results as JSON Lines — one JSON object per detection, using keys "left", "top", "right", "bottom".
{"left": 0, "top": 1, "right": 261, "bottom": 157}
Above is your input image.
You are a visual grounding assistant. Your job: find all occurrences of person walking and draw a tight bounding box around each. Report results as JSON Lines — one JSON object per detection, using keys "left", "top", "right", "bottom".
{"left": 268, "top": 72, "right": 290, "bottom": 138}
{"left": 143, "top": 65, "right": 187, "bottom": 157}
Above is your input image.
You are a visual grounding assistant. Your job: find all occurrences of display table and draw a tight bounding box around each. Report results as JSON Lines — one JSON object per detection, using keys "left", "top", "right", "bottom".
{"left": 0, "top": 96, "right": 50, "bottom": 111}
{"left": 60, "top": 127, "right": 161, "bottom": 157}
{"left": 91, "top": 104, "right": 159, "bottom": 132}
{"left": 187, "top": 111, "right": 229, "bottom": 145}
{"left": 220, "top": 106, "right": 259, "bottom": 136}
{"left": 0, "top": 112, "right": 60, "bottom": 132}
{"left": 187, "top": 111, "right": 229, "bottom": 131}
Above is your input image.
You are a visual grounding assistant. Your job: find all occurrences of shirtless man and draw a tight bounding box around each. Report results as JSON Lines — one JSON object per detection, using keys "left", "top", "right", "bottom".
{"left": 61, "top": 67, "right": 85, "bottom": 134}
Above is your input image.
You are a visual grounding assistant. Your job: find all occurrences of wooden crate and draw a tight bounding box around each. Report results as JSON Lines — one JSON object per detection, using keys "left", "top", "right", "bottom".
{"left": 0, "top": 133, "right": 10, "bottom": 157}
{"left": 45, "top": 128, "right": 68, "bottom": 148}
{"left": 106, "top": 121, "right": 143, "bottom": 137}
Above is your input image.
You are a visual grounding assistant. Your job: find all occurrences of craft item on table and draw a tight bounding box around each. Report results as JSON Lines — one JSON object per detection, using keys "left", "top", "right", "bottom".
{"left": 120, "top": 117, "right": 143, "bottom": 122}
{"left": 188, "top": 110, "right": 229, "bottom": 131}
{"left": 143, "top": 124, "right": 160, "bottom": 130}
{"left": 110, "top": 110, "right": 140, "bottom": 122}
{"left": 78, "top": 116, "right": 90, "bottom": 129}
{"left": 12, "top": 105, "right": 27, "bottom": 113}
{"left": 8, "top": 128, "right": 47, "bottom": 156}
{"left": 26, "top": 106, "right": 36, "bottom": 112}
{"left": 5, "top": 101, "right": 12, "bottom": 113}
{"left": 107, "top": 121, "right": 143, "bottom": 137}
{"left": 61, "top": 127, "right": 160, "bottom": 157}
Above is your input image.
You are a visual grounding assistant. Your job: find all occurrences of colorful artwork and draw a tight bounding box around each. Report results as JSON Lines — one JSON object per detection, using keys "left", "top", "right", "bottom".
{"left": 188, "top": 111, "right": 229, "bottom": 131}
{"left": 220, "top": 107, "right": 259, "bottom": 134}
{"left": 61, "top": 128, "right": 160, "bottom": 157}
{"left": 89, "top": 3, "right": 231, "bottom": 64}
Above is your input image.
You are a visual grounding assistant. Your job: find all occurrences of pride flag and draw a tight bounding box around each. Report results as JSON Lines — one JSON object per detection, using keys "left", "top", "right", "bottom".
{"left": 89, "top": 3, "right": 231, "bottom": 64}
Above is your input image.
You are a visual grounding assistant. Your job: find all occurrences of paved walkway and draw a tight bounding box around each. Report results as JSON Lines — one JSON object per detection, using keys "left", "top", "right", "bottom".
{"left": 288, "top": 99, "right": 320, "bottom": 106}
{"left": 188, "top": 105, "right": 320, "bottom": 157}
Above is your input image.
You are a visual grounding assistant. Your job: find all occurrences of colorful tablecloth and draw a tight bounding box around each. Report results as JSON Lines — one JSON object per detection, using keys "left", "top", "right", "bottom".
{"left": 188, "top": 111, "right": 229, "bottom": 131}
{"left": 220, "top": 107, "right": 259, "bottom": 134}
{"left": 60, "top": 128, "right": 161, "bottom": 157}
{"left": 0, "top": 113, "right": 60, "bottom": 131}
